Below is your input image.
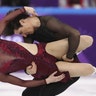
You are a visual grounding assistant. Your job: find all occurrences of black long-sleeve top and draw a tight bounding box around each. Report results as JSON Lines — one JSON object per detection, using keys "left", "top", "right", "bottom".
{"left": 26, "top": 16, "right": 80, "bottom": 59}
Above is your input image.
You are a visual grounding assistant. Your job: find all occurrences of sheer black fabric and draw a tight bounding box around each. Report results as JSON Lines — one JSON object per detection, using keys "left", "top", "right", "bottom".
{"left": 25, "top": 16, "right": 80, "bottom": 59}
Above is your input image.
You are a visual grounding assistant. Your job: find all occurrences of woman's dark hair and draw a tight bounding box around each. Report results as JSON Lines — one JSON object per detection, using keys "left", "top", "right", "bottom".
{"left": 3, "top": 9, "right": 29, "bottom": 36}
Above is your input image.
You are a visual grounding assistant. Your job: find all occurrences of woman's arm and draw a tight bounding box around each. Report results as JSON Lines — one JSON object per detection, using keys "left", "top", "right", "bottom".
{"left": 0, "top": 71, "right": 64, "bottom": 87}
{"left": 1, "top": 6, "right": 37, "bottom": 23}
{"left": 44, "top": 16, "right": 80, "bottom": 61}
{"left": 0, "top": 6, "right": 37, "bottom": 35}
{"left": 0, "top": 8, "right": 24, "bottom": 35}
{"left": 0, "top": 72, "right": 45, "bottom": 87}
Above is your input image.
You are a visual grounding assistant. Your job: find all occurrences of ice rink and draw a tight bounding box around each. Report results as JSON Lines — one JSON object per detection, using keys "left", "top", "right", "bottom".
{"left": 0, "top": 71, "right": 96, "bottom": 96}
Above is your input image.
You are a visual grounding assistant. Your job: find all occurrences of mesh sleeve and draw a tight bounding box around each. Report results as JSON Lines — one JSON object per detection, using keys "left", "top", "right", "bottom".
{"left": 44, "top": 16, "right": 80, "bottom": 59}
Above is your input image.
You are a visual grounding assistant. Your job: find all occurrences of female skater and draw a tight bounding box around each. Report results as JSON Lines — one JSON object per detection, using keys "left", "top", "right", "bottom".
{"left": 0, "top": 36, "right": 65, "bottom": 87}
{"left": 0, "top": 35, "right": 94, "bottom": 87}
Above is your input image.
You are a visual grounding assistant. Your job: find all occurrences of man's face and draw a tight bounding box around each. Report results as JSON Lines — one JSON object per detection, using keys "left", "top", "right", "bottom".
{"left": 14, "top": 17, "right": 40, "bottom": 37}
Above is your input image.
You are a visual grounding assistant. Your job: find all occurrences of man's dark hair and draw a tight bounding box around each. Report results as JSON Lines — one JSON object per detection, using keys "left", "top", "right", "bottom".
{"left": 3, "top": 10, "right": 29, "bottom": 36}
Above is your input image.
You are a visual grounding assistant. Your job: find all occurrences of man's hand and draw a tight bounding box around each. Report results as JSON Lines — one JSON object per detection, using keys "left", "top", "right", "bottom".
{"left": 26, "top": 62, "right": 37, "bottom": 75}
{"left": 45, "top": 71, "right": 65, "bottom": 84}
{"left": 62, "top": 55, "right": 74, "bottom": 62}
{"left": 24, "top": 6, "right": 38, "bottom": 16}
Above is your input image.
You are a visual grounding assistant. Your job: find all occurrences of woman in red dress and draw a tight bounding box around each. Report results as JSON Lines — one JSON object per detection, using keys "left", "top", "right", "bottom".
{"left": 0, "top": 34, "right": 94, "bottom": 87}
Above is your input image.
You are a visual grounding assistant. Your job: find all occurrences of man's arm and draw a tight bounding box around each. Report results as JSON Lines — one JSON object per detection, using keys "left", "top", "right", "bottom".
{"left": 44, "top": 16, "right": 80, "bottom": 61}
{"left": 0, "top": 71, "right": 64, "bottom": 87}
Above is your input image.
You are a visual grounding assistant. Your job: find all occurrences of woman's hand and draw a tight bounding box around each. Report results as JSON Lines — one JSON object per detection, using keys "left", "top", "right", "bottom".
{"left": 24, "top": 6, "right": 38, "bottom": 16}
{"left": 45, "top": 71, "right": 65, "bottom": 84}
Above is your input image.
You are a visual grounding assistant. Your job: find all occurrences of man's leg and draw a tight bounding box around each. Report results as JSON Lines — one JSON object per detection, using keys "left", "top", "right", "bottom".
{"left": 39, "top": 77, "right": 79, "bottom": 96}
{"left": 22, "top": 77, "right": 79, "bottom": 96}
{"left": 22, "top": 85, "right": 41, "bottom": 96}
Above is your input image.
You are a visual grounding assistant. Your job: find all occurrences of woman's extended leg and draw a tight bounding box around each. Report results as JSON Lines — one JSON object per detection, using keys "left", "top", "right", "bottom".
{"left": 56, "top": 61, "right": 95, "bottom": 77}
{"left": 76, "top": 35, "right": 93, "bottom": 52}
{"left": 46, "top": 35, "right": 93, "bottom": 59}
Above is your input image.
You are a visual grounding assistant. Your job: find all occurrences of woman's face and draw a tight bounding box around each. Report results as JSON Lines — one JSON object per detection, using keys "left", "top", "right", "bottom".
{"left": 14, "top": 16, "right": 40, "bottom": 37}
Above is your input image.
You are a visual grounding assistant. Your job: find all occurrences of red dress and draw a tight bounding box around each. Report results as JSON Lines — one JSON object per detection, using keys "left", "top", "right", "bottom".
{"left": 0, "top": 39, "right": 70, "bottom": 83}
{"left": 0, "top": 39, "right": 33, "bottom": 73}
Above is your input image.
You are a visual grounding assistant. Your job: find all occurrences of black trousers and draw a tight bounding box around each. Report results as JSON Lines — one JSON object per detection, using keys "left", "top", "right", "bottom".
{"left": 22, "top": 77, "right": 79, "bottom": 96}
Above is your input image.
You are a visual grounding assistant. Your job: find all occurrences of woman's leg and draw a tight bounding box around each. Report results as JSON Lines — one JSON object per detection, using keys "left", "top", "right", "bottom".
{"left": 76, "top": 35, "right": 93, "bottom": 52}
{"left": 46, "top": 35, "right": 93, "bottom": 59}
{"left": 56, "top": 61, "right": 95, "bottom": 77}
